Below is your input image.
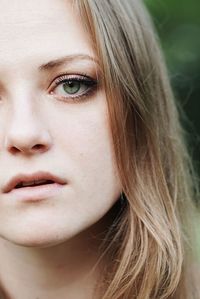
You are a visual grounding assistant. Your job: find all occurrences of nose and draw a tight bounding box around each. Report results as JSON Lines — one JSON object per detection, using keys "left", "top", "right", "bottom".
{"left": 5, "top": 103, "right": 52, "bottom": 156}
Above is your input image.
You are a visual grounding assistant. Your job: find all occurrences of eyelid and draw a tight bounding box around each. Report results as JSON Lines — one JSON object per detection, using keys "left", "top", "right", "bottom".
{"left": 48, "top": 73, "right": 98, "bottom": 102}
{"left": 48, "top": 73, "right": 97, "bottom": 90}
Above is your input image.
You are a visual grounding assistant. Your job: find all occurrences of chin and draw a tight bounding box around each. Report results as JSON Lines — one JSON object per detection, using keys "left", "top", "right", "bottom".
{"left": 0, "top": 223, "right": 76, "bottom": 249}
{"left": 1, "top": 234, "right": 64, "bottom": 249}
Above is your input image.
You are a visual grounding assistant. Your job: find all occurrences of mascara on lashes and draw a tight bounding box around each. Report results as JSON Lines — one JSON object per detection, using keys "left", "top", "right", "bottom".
{"left": 50, "top": 74, "right": 98, "bottom": 101}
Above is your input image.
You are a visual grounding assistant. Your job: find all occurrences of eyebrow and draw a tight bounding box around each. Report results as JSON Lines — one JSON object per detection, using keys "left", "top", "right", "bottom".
{"left": 39, "top": 54, "right": 99, "bottom": 71}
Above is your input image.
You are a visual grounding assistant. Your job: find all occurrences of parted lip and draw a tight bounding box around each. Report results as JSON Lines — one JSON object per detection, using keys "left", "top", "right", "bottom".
{"left": 2, "top": 171, "right": 67, "bottom": 193}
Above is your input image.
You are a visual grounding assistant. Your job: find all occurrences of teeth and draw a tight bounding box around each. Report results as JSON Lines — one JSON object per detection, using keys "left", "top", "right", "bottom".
{"left": 21, "top": 180, "right": 36, "bottom": 187}
{"left": 34, "top": 179, "right": 49, "bottom": 185}
{"left": 21, "top": 179, "right": 49, "bottom": 187}
{"left": 15, "top": 179, "right": 54, "bottom": 189}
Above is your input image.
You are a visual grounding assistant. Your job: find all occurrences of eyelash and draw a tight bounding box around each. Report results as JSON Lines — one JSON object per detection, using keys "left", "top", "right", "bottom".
{"left": 49, "top": 74, "right": 98, "bottom": 102}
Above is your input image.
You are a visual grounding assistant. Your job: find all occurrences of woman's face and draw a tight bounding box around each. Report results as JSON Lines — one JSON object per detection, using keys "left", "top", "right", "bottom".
{"left": 0, "top": 0, "right": 121, "bottom": 247}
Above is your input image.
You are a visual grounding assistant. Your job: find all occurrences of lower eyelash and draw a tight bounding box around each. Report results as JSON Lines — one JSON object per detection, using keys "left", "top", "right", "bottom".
{"left": 53, "top": 77, "right": 98, "bottom": 102}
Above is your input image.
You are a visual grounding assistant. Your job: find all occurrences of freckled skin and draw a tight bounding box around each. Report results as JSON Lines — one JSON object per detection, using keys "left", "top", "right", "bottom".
{"left": 0, "top": 1, "right": 122, "bottom": 298}
{"left": 0, "top": 0, "right": 121, "bottom": 247}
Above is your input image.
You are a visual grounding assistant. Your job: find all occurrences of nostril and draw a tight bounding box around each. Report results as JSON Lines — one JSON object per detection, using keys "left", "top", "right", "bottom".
{"left": 8, "top": 144, "right": 46, "bottom": 155}
{"left": 31, "top": 144, "right": 50, "bottom": 154}
{"left": 6, "top": 131, "right": 52, "bottom": 155}
{"left": 32, "top": 144, "right": 44, "bottom": 150}
{"left": 9, "top": 146, "right": 20, "bottom": 155}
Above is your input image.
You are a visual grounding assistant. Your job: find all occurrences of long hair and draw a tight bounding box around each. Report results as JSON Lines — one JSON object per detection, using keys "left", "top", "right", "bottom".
{"left": 74, "top": 0, "right": 199, "bottom": 298}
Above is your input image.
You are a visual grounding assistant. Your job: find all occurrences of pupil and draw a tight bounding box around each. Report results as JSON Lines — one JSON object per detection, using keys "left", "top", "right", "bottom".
{"left": 63, "top": 81, "right": 80, "bottom": 94}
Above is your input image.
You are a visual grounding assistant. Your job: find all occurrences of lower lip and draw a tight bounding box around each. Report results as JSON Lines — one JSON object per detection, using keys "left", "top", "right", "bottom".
{"left": 4, "top": 183, "right": 65, "bottom": 202}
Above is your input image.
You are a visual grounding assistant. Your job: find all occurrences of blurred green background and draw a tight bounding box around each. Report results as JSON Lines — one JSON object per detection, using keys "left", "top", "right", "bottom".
{"left": 144, "top": 0, "right": 200, "bottom": 257}
{"left": 145, "top": 0, "right": 200, "bottom": 174}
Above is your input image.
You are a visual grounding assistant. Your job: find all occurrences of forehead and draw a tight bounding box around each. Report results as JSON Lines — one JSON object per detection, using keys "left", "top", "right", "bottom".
{"left": 0, "top": 0, "right": 94, "bottom": 69}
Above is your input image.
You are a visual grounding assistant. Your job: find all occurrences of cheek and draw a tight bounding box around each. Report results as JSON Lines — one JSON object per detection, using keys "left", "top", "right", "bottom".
{"left": 51, "top": 93, "right": 112, "bottom": 171}
{"left": 50, "top": 94, "right": 121, "bottom": 208}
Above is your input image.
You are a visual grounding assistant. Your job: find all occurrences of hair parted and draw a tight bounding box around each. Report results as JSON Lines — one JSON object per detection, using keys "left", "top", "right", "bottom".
{"left": 74, "top": 1, "right": 200, "bottom": 298}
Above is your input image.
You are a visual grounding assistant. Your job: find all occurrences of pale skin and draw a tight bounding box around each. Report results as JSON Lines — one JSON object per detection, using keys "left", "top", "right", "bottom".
{"left": 0, "top": 0, "right": 121, "bottom": 298}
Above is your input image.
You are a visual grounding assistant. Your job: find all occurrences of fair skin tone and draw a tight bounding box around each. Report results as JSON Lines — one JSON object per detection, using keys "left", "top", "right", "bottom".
{"left": 0, "top": 0, "right": 121, "bottom": 298}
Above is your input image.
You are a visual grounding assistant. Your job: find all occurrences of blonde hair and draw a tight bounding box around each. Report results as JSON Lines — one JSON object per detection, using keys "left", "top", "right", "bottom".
{"left": 74, "top": 0, "right": 200, "bottom": 298}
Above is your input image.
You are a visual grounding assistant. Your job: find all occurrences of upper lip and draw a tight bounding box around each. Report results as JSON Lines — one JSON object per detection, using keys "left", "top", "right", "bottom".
{"left": 2, "top": 171, "right": 67, "bottom": 193}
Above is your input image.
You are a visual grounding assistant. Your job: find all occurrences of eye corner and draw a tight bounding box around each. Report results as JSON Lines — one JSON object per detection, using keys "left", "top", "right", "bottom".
{"left": 48, "top": 73, "right": 99, "bottom": 103}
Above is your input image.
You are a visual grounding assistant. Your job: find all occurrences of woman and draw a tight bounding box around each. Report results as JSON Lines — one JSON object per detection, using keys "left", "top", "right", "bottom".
{"left": 0, "top": 0, "right": 198, "bottom": 298}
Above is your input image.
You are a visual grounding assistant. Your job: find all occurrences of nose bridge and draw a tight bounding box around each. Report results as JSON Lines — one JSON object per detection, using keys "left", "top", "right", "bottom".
{"left": 5, "top": 84, "right": 52, "bottom": 155}
{"left": 11, "top": 86, "right": 38, "bottom": 126}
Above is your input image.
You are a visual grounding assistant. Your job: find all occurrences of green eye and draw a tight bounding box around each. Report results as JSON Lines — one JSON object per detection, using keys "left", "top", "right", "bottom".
{"left": 51, "top": 75, "right": 97, "bottom": 101}
{"left": 63, "top": 81, "right": 81, "bottom": 95}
